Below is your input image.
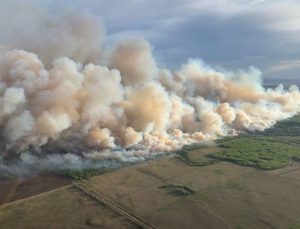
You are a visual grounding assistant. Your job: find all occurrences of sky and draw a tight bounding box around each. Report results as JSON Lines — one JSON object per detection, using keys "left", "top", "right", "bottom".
{"left": 3, "top": 0, "right": 300, "bottom": 84}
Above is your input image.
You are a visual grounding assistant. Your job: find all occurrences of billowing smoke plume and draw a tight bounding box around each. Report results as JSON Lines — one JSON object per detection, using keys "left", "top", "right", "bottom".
{"left": 0, "top": 0, "right": 105, "bottom": 65}
{"left": 0, "top": 1, "right": 300, "bottom": 176}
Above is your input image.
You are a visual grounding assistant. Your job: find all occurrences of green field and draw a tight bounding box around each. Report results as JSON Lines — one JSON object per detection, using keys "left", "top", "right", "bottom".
{"left": 176, "top": 115, "right": 300, "bottom": 170}
{"left": 211, "top": 115, "right": 300, "bottom": 170}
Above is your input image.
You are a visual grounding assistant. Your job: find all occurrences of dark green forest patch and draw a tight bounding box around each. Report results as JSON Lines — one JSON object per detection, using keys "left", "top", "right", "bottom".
{"left": 178, "top": 115, "right": 300, "bottom": 170}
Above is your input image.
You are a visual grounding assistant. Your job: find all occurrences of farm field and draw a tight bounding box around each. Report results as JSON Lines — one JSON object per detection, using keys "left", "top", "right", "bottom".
{"left": 1, "top": 116, "right": 300, "bottom": 228}
{"left": 1, "top": 158, "right": 300, "bottom": 228}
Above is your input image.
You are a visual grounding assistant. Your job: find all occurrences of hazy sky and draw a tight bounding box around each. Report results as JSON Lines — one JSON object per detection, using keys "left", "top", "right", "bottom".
{"left": 7, "top": 0, "right": 300, "bottom": 83}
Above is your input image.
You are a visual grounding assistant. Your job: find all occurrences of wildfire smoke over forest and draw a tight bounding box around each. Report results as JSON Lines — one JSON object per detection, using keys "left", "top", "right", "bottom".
{"left": 0, "top": 1, "right": 299, "bottom": 175}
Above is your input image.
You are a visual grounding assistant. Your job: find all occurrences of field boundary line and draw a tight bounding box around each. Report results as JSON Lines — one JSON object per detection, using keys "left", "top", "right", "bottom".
{"left": 0, "top": 185, "right": 72, "bottom": 209}
{"left": 73, "top": 181, "right": 157, "bottom": 229}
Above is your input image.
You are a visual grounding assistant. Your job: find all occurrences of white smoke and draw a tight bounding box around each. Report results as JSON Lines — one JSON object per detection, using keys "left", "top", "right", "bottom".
{"left": 0, "top": 1, "right": 300, "bottom": 176}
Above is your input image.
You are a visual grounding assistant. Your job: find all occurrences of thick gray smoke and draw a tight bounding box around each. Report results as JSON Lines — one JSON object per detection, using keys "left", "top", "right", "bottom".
{"left": 0, "top": 0, "right": 105, "bottom": 65}
{"left": 0, "top": 1, "right": 299, "bottom": 176}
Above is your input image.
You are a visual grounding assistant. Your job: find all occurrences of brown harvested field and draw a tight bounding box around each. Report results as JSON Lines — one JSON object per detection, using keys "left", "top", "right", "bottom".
{"left": 84, "top": 157, "right": 300, "bottom": 229}
{"left": 0, "top": 185, "right": 139, "bottom": 229}
{"left": 1, "top": 156, "right": 300, "bottom": 228}
{"left": 0, "top": 173, "right": 71, "bottom": 205}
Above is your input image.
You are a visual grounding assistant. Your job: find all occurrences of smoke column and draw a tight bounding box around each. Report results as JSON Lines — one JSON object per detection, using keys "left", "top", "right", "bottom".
{"left": 0, "top": 1, "right": 299, "bottom": 176}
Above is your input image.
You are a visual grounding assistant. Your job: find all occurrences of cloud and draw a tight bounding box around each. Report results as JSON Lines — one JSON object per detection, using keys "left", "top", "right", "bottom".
{"left": 77, "top": 0, "right": 300, "bottom": 82}
{"left": 264, "top": 60, "right": 300, "bottom": 84}
{"left": 267, "top": 60, "right": 300, "bottom": 73}
{"left": 46, "top": 0, "right": 297, "bottom": 83}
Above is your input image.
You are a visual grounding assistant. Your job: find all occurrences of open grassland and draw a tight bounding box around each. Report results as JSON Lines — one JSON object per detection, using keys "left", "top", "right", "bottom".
{"left": 0, "top": 173, "right": 70, "bottom": 205}
{"left": 1, "top": 158, "right": 300, "bottom": 228}
{"left": 76, "top": 157, "right": 300, "bottom": 228}
{"left": 0, "top": 185, "right": 138, "bottom": 229}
